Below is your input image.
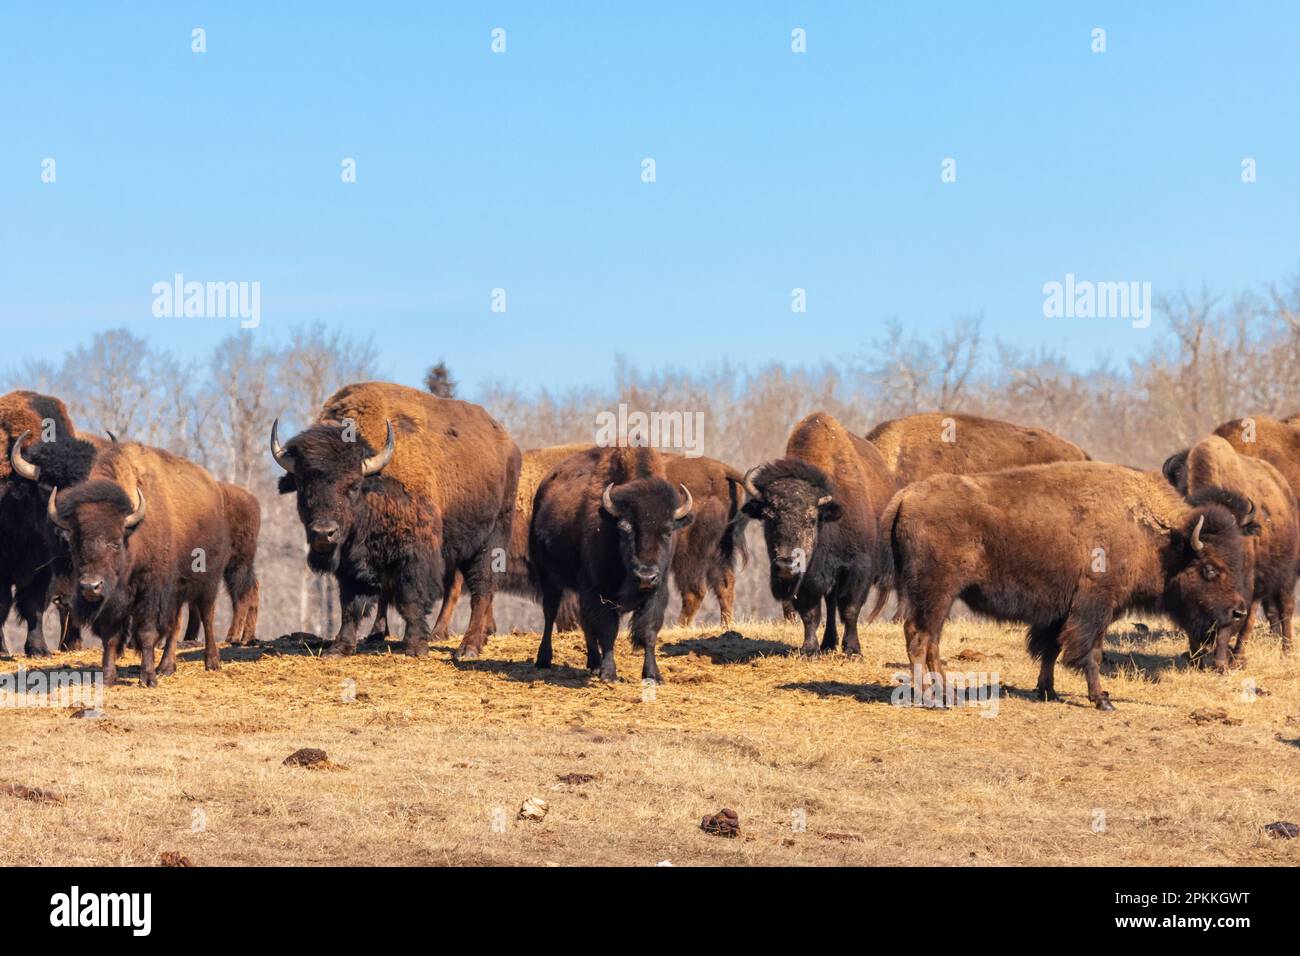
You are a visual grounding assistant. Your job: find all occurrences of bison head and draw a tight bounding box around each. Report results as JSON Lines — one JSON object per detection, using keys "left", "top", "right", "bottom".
{"left": 272, "top": 419, "right": 394, "bottom": 573}
{"left": 600, "top": 478, "right": 693, "bottom": 596}
{"left": 741, "top": 458, "right": 842, "bottom": 600}
{"left": 46, "top": 480, "right": 146, "bottom": 619}
{"left": 1164, "top": 491, "right": 1254, "bottom": 654}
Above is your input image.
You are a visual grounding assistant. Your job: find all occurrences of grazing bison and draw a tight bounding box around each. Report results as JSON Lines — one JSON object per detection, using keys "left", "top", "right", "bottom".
{"left": 742, "top": 412, "right": 894, "bottom": 655}
{"left": 46, "top": 440, "right": 233, "bottom": 686}
{"left": 530, "top": 445, "right": 693, "bottom": 682}
{"left": 1163, "top": 436, "right": 1297, "bottom": 665}
{"left": 3, "top": 394, "right": 99, "bottom": 656}
{"left": 866, "top": 412, "right": 1088, "bottom": 487}
{"left": 272, "top": 382, "right": 520, "bottom": 660}
{"left": 885, "top": 461, "right": 1252, "bottom": 710}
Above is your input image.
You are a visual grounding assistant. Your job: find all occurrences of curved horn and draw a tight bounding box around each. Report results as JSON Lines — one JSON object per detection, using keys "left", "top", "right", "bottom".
{"left": 1190, "top": 513, "right": 1206, "bottom": 553}
{"left": 124, "top": 487, "right": 146, "bottom": 529}
{"left": 361, "top": 420, "right": 395, "bottom": 476}
{"left": 601, "top": 483, "right": 620, "bottom": 517}
{"left": 270, "top": 419, "right": 294, "bottom": 474}
{"left": 817, "top": 494, "right": 834, "bottom": 507}
{"left": 1244, "top": 498, "right": 1257, "bottom": 524}
{"left": 47, "top": 487, "right": 69, "bottom": 530}
{"left": 105, "top": 430, "right": 117, "bottom": 443}
{"left": 742, "top": 465, "right": 763, "bottom": 500}
{"left": 10, "top": 431, "right": 40, "bottom": 482}
{"left": 673, "top": 483, "right": 693, "bottom": 521}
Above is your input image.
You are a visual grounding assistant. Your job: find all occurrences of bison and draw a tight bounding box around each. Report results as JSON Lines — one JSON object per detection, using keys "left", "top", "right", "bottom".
{"left": 529, "top": 445, "right": 693, "bottom": 682}
{"left": 885, "top": 461, "right": 1252, "bottom": 710}
{"left": 272, "top": 381, "right": 520, "bottom": 660}
{"left": 174, "top": 482, "right": 261, "bottom": 647}
{"left": 742, "top": 412, "right": 895, "bottom": 655}
{"left": 3, "top": 393, "right": 99, "bottom": 656}
{"left": 46, "top": 440, "right": 233, "bottom": 686}
{"left": 866, "top": 411, "right": 1088, "bottom": 487}
{"left": 1205, "top": 415, "right": 1300, "bottom": 503}
{"left": 1163, "top": 436, "right": 1297, "bottom": 665}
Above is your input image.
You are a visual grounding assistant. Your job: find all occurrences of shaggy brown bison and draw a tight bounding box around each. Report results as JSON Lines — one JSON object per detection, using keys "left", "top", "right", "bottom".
{"left": 743, "top": 412, "right": 895, "bottom": 655}
{"left": 529, "top": 445, "right": 693, "bottom": 682}
{"left": 272, "top": 382, "right": 520, "bottom": 660}
{"left": 47, "top": 441, "right": 233, "bottom": 686}
{"left": 866, "top": 412, "right": 1088, "bottom": 486}
{"left": 1207, "top": 416, "right": 1300, "bottom": 502}
{"left": 1163, "top": 436, "right": 1297, "bottom": 665}
{"left": 3, "top": 394, "right": 99, "bottom": 655}
{"left": 885, "top": 461, "right": 1252, "bottom": 710}
{"left": 663, "top": 454, "right": 748, "bottom": 627}
{"left": 176, "top": 481, "right": 261, "bottom": 647}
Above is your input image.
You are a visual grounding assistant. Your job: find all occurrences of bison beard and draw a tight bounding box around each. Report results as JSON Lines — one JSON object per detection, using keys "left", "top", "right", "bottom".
{"left": 885, "top": 462, "right": 1251, "bottom": 710}
{"left": 529, "top": 446, "right": 693, "bottom": 683}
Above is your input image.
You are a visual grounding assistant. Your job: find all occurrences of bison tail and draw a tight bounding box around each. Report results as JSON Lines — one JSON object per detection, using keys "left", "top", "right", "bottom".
{"left": 223, "top": 562, "right": 257, "bottom": 605}
{"left": 869, "top": 490, "right": 907, "bottom": 624}
{"left": 724, "top": 475, "right": 750, "bottom": 571}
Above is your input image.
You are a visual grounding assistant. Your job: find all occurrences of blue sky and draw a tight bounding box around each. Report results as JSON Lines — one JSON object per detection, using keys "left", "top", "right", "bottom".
{"left": 2, "top": 1, "right": 1297, "bottom": 395}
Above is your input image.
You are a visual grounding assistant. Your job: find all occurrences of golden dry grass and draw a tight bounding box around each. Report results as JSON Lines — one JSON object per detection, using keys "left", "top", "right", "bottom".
{"left": 2, "top": 616, "right": 1299, "bottom": 866}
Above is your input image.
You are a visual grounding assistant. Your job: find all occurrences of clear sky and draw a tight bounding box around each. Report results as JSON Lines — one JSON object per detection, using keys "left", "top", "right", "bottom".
{"left": 2, "top": 2, "right": 1297, "bottom": 395}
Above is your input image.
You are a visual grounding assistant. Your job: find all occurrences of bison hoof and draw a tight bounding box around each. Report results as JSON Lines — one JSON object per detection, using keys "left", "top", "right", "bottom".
{"left": 323, "top": 642, "right": 355, "bottom": 658}
{"left": 24, "top": 642, "right": 51, "bottom": 658}
{"left": 159, "top": 660, "right": 176, "bottom": 677}
{"left": 598, "top": 667, "right": 618, "bottom": 683}
{"left": 140, "top": 672, "right": 158, "bottom": 688}
{"left": 405, "top": 642, "right": 431, "bottom": 658}
{"left": 205, "top": 659, "right": 221, "bottom": 672}
{"left": 451, "top": 644, "right": 476, "bottom": 661}
{"left": 1035, "top": 688, "right": 1060, "bottom": 703}
{"left": 1093, "top": 697, "right": 1116, "bottom": 712}
{"left": 535, "top": 658, "right": 553, "bottom": 670}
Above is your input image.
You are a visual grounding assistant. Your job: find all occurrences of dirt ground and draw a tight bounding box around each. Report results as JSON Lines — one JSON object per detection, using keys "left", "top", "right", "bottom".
{"left": 2, "top": 616, "right": 1298, "bottom": 866}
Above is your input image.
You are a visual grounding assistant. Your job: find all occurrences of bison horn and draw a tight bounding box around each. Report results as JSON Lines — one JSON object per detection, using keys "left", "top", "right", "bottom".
{"left": 602, "top": 482, "right": 621, "bottom": 517}
{"left": 124, "top": 487, "right": 146, "bottom": 529}
{"left": 47, "top": 487, "right": 69, "bottom": 530}
{"left": 1190, "top": 514, "right": 1206, "bottom": 553}
{"left": 817, "top": 494, "right": 834, "bottom": 507}
{"left": 10, "top": 431, "right": 40, "bottom": 482}
{"left": 1243, "top": 498, "right": 1257, "bottom": 525}
{"left": 673, "top": 483, "right": 694, "bottom": 521}
{"left": 105, "top": 430, "right": 118, "bottom": 443}
{"left": 742, "top": 465, "right": 763, "bottom": 501}
{"left": 270, "top": 419, "right": 294, "bottom": 474}
{"left": 361, "top": 420, "right": 396, "bottom": 476}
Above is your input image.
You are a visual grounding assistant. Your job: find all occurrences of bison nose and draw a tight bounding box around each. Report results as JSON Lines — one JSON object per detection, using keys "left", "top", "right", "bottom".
{"left": 79, "top": 578, "right": 104, "bottom": 601}
{"left": 633, "top": 568, "right": 660, "bottom": 590}
{"left": 310, "top": 521, "right": 339, "bottom": 544}
{"left": 773, "top": 555, "right": 799, "bottom": 577}
{"left": 1231, "top": 604, "right": 1248, "bottom": 621}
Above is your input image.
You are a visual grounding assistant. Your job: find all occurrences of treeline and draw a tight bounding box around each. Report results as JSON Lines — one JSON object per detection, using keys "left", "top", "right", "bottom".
{"left": 6, "top": 272, "right": 1300, "bottom": 642}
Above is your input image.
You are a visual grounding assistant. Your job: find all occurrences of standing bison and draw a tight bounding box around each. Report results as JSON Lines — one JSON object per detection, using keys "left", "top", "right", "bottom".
{"left": 663, "top": 454, "right": 748, "bottom": 627}
{"left": 2, "top": 392, "right": 98, "bottom": 656}
{"left": 46, "top": 441, "right": 233, "bottom": 686}
{"left": 742, "top": 412, "right": 895, "bottom": 655}
{"left": 885, "top": 462, "right": 1252, "bottom": 710}
{"left": 866, "top": 412, "right": 1088, "bottom": 486}
{"left": 1163, "top": 436, "right": 1297, "bottom": 665}
{"left": 272, "top": 382, "right": 520, "bottom": 660}
{"left": 529, "top": 445, "right": 693, "bottom": 682}
{"left": 1206, "top": 415, "right": 1300, "bottom": 504}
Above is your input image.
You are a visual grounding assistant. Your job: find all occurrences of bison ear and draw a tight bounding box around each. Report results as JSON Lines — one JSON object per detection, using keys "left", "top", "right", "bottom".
{"left": 277, "top": 473, "right": 298, "bottom": 495}
{"left": 741, "top": 498, "right": 764, "bottom": 520}
{"left": 674, "top": 511, "right": 695, "bottom": 531}
{"left": 1161, "top": 451, "right": 1188, "bottom": 491}
{"left": 818, "top": 500, "right": 843, "bottom": 522}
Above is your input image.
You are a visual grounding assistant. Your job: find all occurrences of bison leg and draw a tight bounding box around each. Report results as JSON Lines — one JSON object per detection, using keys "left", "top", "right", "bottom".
{"left": 180, "top": 603, "right": 202, "bottom": 646}
{"left": 677, "top": 587, "right": 705, "bottom": 628}
{"left": 430, "top": 574, "right": 459, "bottom": 642}
{"left": 820, "top": 590, "right": 839, "bottom": 652}
{"left": 136, "top": 621, "right": 161, "bottom": 688}
{"left": 711, "top": 566, "right": 736, "bottom": 628}
{"left": 902, "top": 595, "right": 952, "bottom": 706}
{"left": 781, "top": 600, "right": 799, "bottom": 624}
{"left": 158, "top": 608, "right": 183, "bottom": 677}
{"left": 100, "top": 628, "right": 126, "bottom": 687}
{"left": 838, "top": 594, "right": 866, "bottom": 658}
{"left": 325, "top": 583, "right": 367, "bottom": 657}
{"left": 1059, "top": 601, "right": 1115, "bottom": 710}
{"left": 1028, "top": 621, "right": 1063, "bottom": 702}
{"left": 57, "top": 601, "right": 81, "bottom": 652}
{"left": 198, "top": 595, "right": 221, "bottom": 672}
{"left": 238, "top": 579, "right": 260, "bottom": 645}
{"left": 630, "top": 590, "right": 669, "bottom": 683}
{"left": 535, "top": 587, "right": 562, "bottom": 669}
{"left": 16, "top": 577, "right": 51, "bottom": 658}
{"left": 797, "top": 597, "right": 823, "bottom": 655}
{"left": 555, "top": 591, "right": 581, "bottom": 632}
{"left": 1279, "top": 588, "right": 1295, "bottom": 655}
{"left": 583, "top": 601, "right": 620, "bottom": 683}
{"left": 453, "top": 551, "right": 498, "bottom": 660}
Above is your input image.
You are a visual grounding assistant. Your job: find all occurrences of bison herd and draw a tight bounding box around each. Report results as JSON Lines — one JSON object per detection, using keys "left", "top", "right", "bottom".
{"left": 2, "top": 382, "right": 1297, "bottom": 711}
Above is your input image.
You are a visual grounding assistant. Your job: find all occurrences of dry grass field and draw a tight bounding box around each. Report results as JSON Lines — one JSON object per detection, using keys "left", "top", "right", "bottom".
{"left": 2, "top": 616, "right": 1299, "bottom": 867}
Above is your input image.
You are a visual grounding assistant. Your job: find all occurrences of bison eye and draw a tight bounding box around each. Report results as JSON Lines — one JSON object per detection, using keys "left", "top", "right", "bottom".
{"left": 617, "top": 520, "right": 633, "bottom": 535}
{"left": 1200, "top": 565, "right": 1218, "bottom": 580}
